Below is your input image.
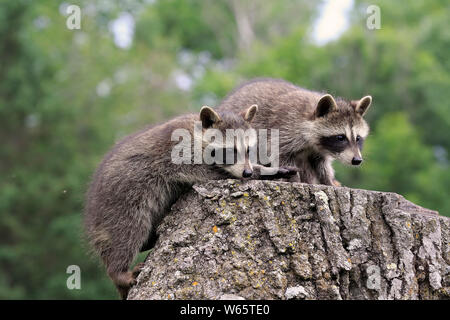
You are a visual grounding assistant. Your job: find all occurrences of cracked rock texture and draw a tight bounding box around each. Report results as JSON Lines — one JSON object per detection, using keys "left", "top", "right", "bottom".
{"left": 128, "top": 180, "right": 450, "bottom": 300}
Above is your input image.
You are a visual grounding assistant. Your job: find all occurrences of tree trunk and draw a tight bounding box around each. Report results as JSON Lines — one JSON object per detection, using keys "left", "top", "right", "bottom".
{"left": 128, "top": 180, "right": 450, "bottom": 300}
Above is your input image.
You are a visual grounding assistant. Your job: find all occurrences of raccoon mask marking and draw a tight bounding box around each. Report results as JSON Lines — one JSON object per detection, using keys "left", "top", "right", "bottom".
{"left": 314, "top": 94, "right": 372, "bottom": 166}
{"left": 199, "top": 105, "right": 258, "bottom": 178}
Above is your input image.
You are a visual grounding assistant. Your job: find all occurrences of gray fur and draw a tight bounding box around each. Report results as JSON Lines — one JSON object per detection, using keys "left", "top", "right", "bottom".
{"left": 84, "top": 106, "right": 296, "bottom": 299}
{"left": 217, "top": 78, "right": 372, "bottom": 185}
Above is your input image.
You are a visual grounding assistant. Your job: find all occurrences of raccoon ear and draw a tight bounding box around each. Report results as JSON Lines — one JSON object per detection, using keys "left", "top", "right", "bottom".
{"left": 315, "top": 94, "right": 337, "bottom": 118}
{"left": 351, "top": 95, "right": 372, "bottom": 116}
{"left": 243, "top": 104, "right": 258, "bottom": 122}
{"left": 200, "top": 106, "right": 221, "bottom": 128}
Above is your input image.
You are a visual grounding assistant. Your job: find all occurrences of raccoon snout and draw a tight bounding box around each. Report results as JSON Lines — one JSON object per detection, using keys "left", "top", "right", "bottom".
{"left": 351, "top": 157, "right": 363, "bottom": 166}
{"left": 242, "top": 169, "right": 253, "bottom": 178}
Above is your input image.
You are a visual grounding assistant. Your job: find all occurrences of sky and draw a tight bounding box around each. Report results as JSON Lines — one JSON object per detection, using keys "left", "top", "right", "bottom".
{"left": 109, "top": 11, "right": 135, "bottom": 49}
{"left": 312, "top": 0, "right": 354, "bottom": 45}
{"left": 108, "top": 0, "right": 354, "bottom": 50}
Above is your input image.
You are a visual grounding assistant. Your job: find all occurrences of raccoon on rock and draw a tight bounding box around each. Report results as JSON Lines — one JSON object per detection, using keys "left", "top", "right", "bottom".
{"left": 84, "top": 105, "right": 296, "bottom": 299}
{"left": 217, "top": 78, "right": 373, "bottom": 186}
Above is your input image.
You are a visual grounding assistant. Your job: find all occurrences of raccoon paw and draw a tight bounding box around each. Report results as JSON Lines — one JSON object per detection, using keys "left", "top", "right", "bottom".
{"left": 132, "top": 262, "right": 145, "bottom": 279}
{"left": 111, "top": 271, "right": 137, "bottom": 288}
{"left": 259, "top": 166, "right": 298, "bottom": 180}
{"left": 110, "top": 270, "right": 140, "bottom": 299}
{"left": 275, "top": 166, "right": 298, "bottom": 179}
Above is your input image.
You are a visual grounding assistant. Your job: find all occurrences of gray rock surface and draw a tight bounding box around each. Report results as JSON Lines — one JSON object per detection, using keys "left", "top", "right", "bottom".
{"left": 128, "top": 180, "right": 450, "bottom": 300}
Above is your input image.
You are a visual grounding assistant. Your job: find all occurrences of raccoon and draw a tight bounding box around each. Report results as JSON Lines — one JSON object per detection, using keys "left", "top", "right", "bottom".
{"left": 217, "top": 78, "right": 372, "bottom": 186}
{"left": 84, "top": 105, "right": 296, "bottom": 299}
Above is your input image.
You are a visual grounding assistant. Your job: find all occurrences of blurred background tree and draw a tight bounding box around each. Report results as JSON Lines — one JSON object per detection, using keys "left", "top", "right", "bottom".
{"left": 0, "top": 0, "right": 448, "bottom": 299}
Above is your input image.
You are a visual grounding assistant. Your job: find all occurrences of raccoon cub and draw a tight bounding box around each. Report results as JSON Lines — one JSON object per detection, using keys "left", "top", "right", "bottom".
{"left": 84, "top": 105, "right": 296, "bottom": 299}
{"left": 217, "top": 78, "right": 372, "bottom": 186}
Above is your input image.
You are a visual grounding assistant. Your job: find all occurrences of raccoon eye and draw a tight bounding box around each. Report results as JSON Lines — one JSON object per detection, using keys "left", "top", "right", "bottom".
{"left": 356, "top": 135, "right": 361, "bottom": 142}
{"left": 336, "top": 135, "right": 346, "bottom": 142}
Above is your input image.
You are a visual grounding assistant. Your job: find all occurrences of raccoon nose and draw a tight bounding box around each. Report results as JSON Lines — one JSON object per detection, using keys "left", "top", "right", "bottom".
{"left": 242, "top": 169, "right": 253, "bottom": 178}
{"left": 352, "top": 157, "right": 363, "bottom": 166}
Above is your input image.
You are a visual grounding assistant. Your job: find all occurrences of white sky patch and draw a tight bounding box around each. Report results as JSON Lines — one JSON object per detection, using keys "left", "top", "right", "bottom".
{"left": 33, "top": 16, "right": 50, "bottom": 29}
{"left": 59, "top": 2, "right": 70, "bottom": 15}
{"left": 173, "top": 70, "right": 193, "bottom": 91}
{"left": 109, "top": 12, "right": 135, "bottom": 49}
{"left": 312, "top": 0, "right": 353, "bottom": 45}
{"left": 96, "top": 79, "right": 112, "bottom": 97}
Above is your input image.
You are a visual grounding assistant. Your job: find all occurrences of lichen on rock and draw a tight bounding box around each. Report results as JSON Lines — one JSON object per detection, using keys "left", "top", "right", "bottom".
{"left": 128, "top": 180, "right": 450, "bottom": 300}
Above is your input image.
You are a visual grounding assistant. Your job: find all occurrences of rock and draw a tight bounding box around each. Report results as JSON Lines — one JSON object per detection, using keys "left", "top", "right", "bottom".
{"left": 128, "top": 180, "right": 450, "bottom": 300}
{"left": 285, "top": 286, "right": 309, "bottom": 299}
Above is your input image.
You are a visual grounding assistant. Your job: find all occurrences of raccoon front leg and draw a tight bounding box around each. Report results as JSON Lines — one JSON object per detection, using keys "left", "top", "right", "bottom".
{"left": 313, "top": 157, "right": 335, "bottom": 186}
{"left": 299, "top": 154, "right": 334, "bottom": 185}
{"left": 295, "top": 157, "right": 316, "bottom": 184}
{"left": 251, "top": 164, "right": 298, "bottom": 180}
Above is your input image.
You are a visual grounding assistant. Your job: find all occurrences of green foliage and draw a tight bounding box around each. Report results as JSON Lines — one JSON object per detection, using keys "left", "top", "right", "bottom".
{"left": 0, "top": 0, "right": 448, "bottom": 299}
